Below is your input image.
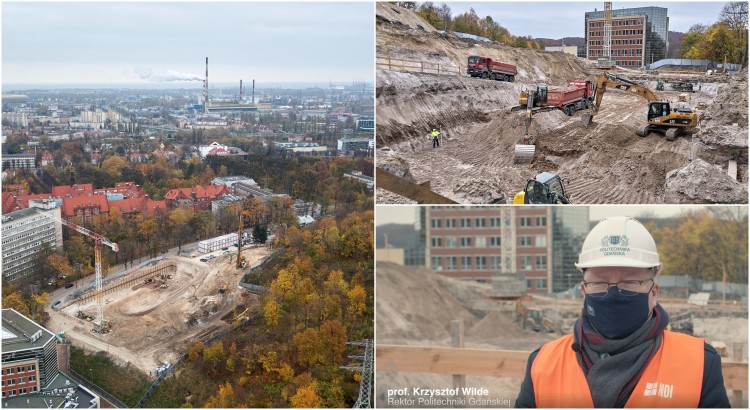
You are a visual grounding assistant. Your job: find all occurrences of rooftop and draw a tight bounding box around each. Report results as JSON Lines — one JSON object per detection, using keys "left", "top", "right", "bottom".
{"left": 1, "top": 309, "right": 56, "bottom": 354}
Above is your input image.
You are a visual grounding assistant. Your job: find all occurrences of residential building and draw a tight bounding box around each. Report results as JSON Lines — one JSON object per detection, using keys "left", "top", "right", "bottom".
{"left": 1, "top": 309, "right": 99, "bottom": 408}
{"left": 164, "top": 185, "right": 231, "bottom": 212}
{"left": 212, "top": 176, "right": 257, "bottom": 190}
{"left": 2, "top": 154, "right": 36, "bottom": 172}
{"left": 585, "top": 6, "right": 668, "bottom": 68}
{"left": 1, "top": 204, "right": 63, "bottom": 283}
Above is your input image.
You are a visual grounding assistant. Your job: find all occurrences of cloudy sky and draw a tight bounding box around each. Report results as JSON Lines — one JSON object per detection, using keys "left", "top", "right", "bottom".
{"left": 2, "top": 2, "right": 374, "bottom": 87}
{"left": 444, "top": 1, "right": 730, "bottom": 39}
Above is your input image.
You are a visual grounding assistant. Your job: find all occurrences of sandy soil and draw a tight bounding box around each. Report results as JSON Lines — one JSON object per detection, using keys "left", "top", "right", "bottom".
{"left": 375, "top": 3, "right": 748, "bottom": 204}
{"left": 46, "top": 246, "right": 271, "bottom": 375}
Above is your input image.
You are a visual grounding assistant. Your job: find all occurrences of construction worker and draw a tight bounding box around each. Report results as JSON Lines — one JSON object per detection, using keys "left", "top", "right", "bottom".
{"left": 431, "top": 128, "right": 440, "bottom": 148}
{"left": 515, "top": 217, "right": 729, "bottom": 408}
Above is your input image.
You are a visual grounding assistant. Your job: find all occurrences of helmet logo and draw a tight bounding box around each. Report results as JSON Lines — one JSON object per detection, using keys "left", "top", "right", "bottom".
{"left": 599, "top": 235, "right": 630, "bottom": 256}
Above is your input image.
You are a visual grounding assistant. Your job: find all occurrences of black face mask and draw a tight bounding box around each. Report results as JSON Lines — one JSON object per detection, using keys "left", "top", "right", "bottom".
{"left": 584, "top": 289, "right": 650, "bottom": 340}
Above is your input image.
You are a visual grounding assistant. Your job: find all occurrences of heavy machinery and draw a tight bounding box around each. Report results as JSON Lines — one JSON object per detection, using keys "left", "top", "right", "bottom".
{"left": 513, "top": 172, "right": 571, "bottom": 204}
{"left": 582, "top": 72, "right": 698, "bottom": 141}
{"left": 516, "top": 300, "right": 560, "bottom": 333}
{"left": 514, "top": 80, "right": 593, "bottom": 162}
{"left": 656, "top": 79, "right": 665, "bottom": 91}
{"left": 35, "top": 208, "right": 118, "bottom": 331}
{"left": 671, "top": 81, "right": 694, "bottom": 92}
{"left": 467, "top": 55, "right": 517, "bottom": 82}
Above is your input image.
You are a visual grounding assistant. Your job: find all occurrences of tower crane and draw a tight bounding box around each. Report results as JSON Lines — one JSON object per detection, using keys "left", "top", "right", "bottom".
{"left": 35, "top": 208, "right": 119, "bottom": 330}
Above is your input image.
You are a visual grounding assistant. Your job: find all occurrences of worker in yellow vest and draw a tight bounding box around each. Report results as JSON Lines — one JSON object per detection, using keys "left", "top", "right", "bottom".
{"left": 515, "top": 216, "right": 729, "bottom": 408}
{"left": 431, "top": 128, "right": 440, "bottom": 148}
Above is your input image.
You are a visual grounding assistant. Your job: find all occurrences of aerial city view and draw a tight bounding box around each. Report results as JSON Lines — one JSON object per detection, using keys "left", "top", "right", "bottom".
{"left": 1, "top": 2, "right": 374, "bottom": 408}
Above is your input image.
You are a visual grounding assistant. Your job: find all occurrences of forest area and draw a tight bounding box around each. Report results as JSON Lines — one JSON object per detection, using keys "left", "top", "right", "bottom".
{"left": 647, "top": 207, "right": 748, "bottom": 283}
{"left": 142, "top": 210, "right": 374, "bottom": 408}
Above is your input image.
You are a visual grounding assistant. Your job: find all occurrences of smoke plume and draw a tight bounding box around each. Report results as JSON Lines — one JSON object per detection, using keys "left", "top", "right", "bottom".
{"left": 135, "top": 68, "right": 203, "bottom": 82}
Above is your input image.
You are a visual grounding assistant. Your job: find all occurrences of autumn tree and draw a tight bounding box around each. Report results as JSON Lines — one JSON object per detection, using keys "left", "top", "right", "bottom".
{"left": 205, "top": 382, "right": 236, "bottom": 408}
{"left": 290, "top": 382, "right": 322, "bottom": 408}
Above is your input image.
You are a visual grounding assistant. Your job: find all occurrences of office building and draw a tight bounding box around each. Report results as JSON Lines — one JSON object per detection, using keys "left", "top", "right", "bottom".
{"left": 1, "top": 204, "right": 63, "bottom": 284}
{"left": 585, "top": 6, "right": 668, "bottom": 68}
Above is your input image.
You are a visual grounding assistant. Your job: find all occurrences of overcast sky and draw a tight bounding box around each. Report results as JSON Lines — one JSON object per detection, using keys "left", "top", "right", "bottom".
{"left": 443, "top": 1, "right": 730, "bottom": 39}
{"left": 375, "top": 205, "right": 731, "bottom": 226}
{"left": 2, "top": 2, "right": 374, "bottom": 87}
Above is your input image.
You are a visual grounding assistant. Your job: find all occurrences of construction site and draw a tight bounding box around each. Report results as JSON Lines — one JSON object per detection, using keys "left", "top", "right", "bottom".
{"left": 375, "top": 262, "right": 748, "bottom": 407}
{"left": 46, "top": 246, "right": 272, "bottom": 376}
{"left": 375, "top": 3, "right": 748, "bottom": 204}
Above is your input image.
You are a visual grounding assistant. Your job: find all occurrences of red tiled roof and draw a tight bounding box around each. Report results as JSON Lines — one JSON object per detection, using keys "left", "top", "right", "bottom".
{"left": 163, "top": 184, "right": 231, "bottom": 202}
{"left": 61, "top": 194, "right": 109, "bottom": 218}
{"left": 2, "top": 192, "right": 20, "bottom": 214}
{"left": 145, "top": 200, "right": 168, "bottom": 216}
{"left": 52, "top": 184, "right": 94, "bottom": 198}
{"left": 108, "top": 197, "right": 146, "bottom": 215}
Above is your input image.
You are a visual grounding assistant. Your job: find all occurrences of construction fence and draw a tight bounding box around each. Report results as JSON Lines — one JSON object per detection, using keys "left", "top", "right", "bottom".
{"left": 377, "top": 56, "right": 461, "bottom": 76}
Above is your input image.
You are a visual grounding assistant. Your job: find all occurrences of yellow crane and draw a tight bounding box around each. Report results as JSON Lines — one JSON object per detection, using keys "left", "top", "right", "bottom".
{"left": 35, "top": 209, "right": 119, "bottom": 330}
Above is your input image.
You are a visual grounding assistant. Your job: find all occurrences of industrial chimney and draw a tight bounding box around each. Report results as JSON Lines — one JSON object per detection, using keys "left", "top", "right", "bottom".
{"left": 203, "top": 57, "right": 209, "bottom": 113}
{"left": 252, "top": 79, "right": 255, "bottom": 104}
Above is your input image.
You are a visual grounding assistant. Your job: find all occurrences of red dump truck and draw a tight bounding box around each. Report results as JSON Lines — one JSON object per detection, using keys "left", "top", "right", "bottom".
{"left": 519, "top": 80, "right": 593, "bottom": 116}
{"left": 467, "top": 55, "right": 517, "bottom": 82}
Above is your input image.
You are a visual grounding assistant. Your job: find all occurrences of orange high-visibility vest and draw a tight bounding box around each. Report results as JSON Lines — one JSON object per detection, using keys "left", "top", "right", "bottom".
{"left": 531, "top": 331, "right": 704, "bottom": 408}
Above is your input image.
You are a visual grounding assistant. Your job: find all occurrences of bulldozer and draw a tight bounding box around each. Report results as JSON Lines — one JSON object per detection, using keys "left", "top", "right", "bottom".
{"left": 513, "top": 172, "right": 571, "bottom": 204}
{"left": 582, "top": 72, "right": 698, "bottom": 141}
{"left": 516, "top": 300, "right": 560, "bottom": 333}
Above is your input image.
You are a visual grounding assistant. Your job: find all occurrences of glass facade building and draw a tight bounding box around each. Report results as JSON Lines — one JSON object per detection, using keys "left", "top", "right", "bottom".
{"left": 550, "top": 207, "right": 590, "bottom": 293}
{"left": 585, "top": 6, "right": 669, "bottom": 67}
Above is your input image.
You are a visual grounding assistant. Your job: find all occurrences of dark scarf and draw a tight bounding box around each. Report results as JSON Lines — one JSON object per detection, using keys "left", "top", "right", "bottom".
{"left": 573, "top": 303, "right": 670, "bottom": 408}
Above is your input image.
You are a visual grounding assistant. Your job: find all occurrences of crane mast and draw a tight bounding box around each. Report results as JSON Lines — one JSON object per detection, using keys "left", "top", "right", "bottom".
{"left": 34, "top": 209, "right": 118, "bottom": 330}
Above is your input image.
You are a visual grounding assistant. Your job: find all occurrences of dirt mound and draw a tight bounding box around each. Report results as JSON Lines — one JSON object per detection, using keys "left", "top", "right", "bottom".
{"left": 466, "top": 310, "right": 526, "bottom": 341}
{"left": 376, "top": 262, "right": 479, "bottom": 343}
{"left": 665, "top": 158, "right": 748, "bottom": 203}
{"left": 376, "top": 3, "right": 748, "bottom": 204}
{"left": 376, "top": 3, "right": 589, "bottom": 85}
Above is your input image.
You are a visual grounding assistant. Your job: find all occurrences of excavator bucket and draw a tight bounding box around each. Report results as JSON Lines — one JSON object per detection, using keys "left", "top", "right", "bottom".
{"left": 581, "top": 112, "right": 593, "bottom": 127}
{"left": 514, "top": 144, "right": 535, "bottom": 164}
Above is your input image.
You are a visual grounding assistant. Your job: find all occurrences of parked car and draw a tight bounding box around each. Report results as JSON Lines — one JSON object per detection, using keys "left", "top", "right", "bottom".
{"left": 65, "top": 283, "right": 74, "bottom": 289}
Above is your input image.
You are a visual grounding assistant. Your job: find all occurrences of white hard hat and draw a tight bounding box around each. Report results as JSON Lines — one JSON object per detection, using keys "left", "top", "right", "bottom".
{"left": 575, "top": 216, "right": 660, "bottom": 270}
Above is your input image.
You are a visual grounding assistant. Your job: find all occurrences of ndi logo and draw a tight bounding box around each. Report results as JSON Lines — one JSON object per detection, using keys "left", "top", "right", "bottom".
{"left": 643, "top": 382, "right": 673, "bottom": 399}
{"left": 599, "top": 235, "right": 630, "bottom": 256}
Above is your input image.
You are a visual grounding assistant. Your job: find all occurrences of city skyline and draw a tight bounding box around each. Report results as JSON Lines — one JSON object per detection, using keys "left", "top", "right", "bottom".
{"left": 443, "top": 2, "right": 729, "bottom": 39}
{"left": 3, "top": 2, "right": 374, "bottom": 87}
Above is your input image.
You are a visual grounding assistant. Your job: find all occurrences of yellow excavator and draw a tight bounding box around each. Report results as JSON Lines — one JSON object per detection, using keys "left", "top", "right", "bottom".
{"left": 582, "top": 72, "right": 698, "bottom": 141}
{"left": 513, "top": 172, "right": 571, "bottom": 204}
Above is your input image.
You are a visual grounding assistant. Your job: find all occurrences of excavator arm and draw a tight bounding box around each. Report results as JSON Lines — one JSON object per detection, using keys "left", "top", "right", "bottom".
{"left": 583, "top": 72, "right": 659, "bottom": 127}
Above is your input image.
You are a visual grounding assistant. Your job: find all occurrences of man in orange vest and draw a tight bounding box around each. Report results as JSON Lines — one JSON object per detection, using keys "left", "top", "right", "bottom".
{"left": 515, "top": 216, "right": 730, "bottom": 408}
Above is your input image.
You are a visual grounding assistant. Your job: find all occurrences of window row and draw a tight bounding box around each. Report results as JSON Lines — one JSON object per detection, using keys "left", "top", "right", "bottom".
{"left": 431, "top": 235, "right": 546, "bottom": 248}
{"left": 1, "top": 387, "right": 36, "bottom": 398}
{"left": 431, "top": 216, "right": 546, "bottom": 229}
{"left": 589, "top": 18, "right": 643, "bottom": 28}
{"left": 431, "top": 255, "right": 547, "bottom": 271}
{"left": 2, "top": 364, "right": 36, "bottom": 375}
{"left": 1, "top": 375, "right": 36, "bottom": 386}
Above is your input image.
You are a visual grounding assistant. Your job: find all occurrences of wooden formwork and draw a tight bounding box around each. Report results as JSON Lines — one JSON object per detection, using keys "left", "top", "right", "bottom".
{"left": 76, "top": 261, "right": 178, "bottom": 305}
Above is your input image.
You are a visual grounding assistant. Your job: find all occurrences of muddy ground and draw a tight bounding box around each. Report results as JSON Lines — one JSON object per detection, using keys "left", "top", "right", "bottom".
{"left": 375, "top": 3, "right": 748, "bottom": 204}
{"left": 375, "top": 262, "right": 748, "bottom": 407}
{"left": 46, "top": 246, "right": 271, "bottom": 376}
